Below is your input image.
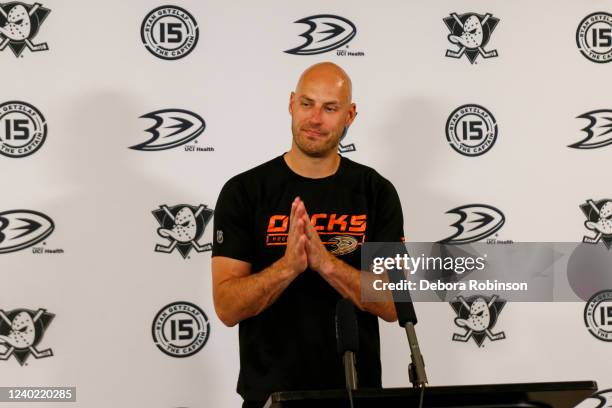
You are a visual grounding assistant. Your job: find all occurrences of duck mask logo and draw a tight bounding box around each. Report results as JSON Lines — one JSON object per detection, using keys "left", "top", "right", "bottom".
{"left": 152, "top": 204, "right": 214, "bottom": 259}
{"left": 443, "top": 12, "right": 499, "bottom": 64}
{"left": 450, "top": 295, "right": 506, "bottom": 347}
{"left": 580, "top": 199, "right": 612, "bottom": 249}
{"left": 0, "top": 308, "right": 54, "bottom": 366}
{"left": 0, "top": 2, "right": 50, "bottom": 57}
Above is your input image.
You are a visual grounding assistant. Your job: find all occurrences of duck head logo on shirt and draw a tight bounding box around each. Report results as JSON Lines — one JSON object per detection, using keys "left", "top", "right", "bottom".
{"left": 266, "top": 213, "right": 366, "bottom": 255}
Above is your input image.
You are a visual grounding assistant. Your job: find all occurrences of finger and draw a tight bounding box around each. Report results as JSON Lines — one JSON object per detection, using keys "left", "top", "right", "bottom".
{"left": 294, "top": 200, "right": 306, "bottom": 221}
{"left": 288, "top": 198, "right": 298, "bottom": 234}
{"left": 296, "top": 218, "right": 304, "bottom": 235}
{"left": 303, "top": 217, "right": 315, "bottom": 239}
{"left": 300, "top": 200, "right": 310, "bottom": 218}
{"left": 296, "top": 235, "right": 307, "bottom": 256}
{"left": 297, "top": 234, "right": 307, "bottom": 249}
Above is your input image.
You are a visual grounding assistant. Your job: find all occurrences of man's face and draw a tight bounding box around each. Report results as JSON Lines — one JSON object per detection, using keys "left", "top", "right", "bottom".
{"left": 289, "top": 74, "right": 355, "bottom": 158}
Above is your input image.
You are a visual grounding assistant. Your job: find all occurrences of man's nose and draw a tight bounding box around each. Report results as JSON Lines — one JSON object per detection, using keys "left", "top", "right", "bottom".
{"left": 308, "top": 107, "right": 323, "bottom": 124}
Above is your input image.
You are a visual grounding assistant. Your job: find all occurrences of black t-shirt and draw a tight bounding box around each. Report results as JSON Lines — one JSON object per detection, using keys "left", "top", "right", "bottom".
{"left": 212, "top": 154, "right": 404, "bottom": 402}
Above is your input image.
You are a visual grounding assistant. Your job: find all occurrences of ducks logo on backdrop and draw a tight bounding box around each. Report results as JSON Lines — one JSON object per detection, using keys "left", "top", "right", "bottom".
{"left": 152, "top": 204, "right": 213, "bottom": 259}
{"left": 0, "top": 210, "right": 62, "bottom": 254}
{"left": 450, "top": 295, "right": 506, "bottom": 347}
{"left": 0, "top": 2, "right": 50, "bottom": 57}
{"left": 443, "top": 12, "right": 499, "bottom": 64}
{"left": 0, "top": 308, "right": 54, "bottom": 365}
{"left": 285, "top": 14, "right": 363, "bottom": 57}
{"left": 580, "top": 199, "right": 612, "bottom": 250}
{"left": 131, "top": 109, "right": 213, "bottom": 152}
{"left": 569, "top": 110, "right": 612, "bottom": 150}
{"left": 439, "top": 204, "right": 506, "bottom": 245}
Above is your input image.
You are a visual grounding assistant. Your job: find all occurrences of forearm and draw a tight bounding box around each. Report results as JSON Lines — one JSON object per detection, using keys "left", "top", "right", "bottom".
{"left": 320, "top": 256, "right": 398, "bottom": 322}
{"left": 215, "top": 257, "right": 297, "bottom": 326}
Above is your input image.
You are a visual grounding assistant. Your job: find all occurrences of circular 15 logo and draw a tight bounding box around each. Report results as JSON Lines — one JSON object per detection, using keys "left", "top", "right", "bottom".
{"left": 0, "top": 101, "right": 47, "bottom": 158}
{"left": 446, "top": 104, "right": 498, "bottom": 157}
{"left": 140, "top": 5, "right": 199, "bottom": 60}
{"left": 576, "top": 12, "right": 612, "bottom": 63}
{"left": 152, "top": 301, "right": 210, "bottom": 357}
{"left": 584, "top": 289, "right": 612, "bottom": 342}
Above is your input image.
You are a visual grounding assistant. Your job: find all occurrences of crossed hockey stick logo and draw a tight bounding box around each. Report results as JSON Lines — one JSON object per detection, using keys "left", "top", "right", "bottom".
{"left": 451, "top": 295, "right": 506, "bottom": 346}
{"left": 0, "top": 2, "right": 50, "bottom": 57}
{"left": 152, "top": 204, "right": 213, "bottom": 259}
{"left": 444, "top": 12, "right": 499, "bottom": 64}
{"left": 0, "top": 308, "right": 54, "bottom": 365}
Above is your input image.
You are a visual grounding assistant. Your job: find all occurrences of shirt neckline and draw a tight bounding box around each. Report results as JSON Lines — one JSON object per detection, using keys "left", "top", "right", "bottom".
{"left": 280, "top": 153, "right": 345, "bottom": 182}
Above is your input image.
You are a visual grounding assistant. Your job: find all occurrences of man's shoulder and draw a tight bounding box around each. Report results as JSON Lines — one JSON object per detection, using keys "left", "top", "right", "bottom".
{"left": 341, "top": 156, "right": 394, "bottom": 189}
{"left": 223, "top": 155, "right": 283, "bottom": 189}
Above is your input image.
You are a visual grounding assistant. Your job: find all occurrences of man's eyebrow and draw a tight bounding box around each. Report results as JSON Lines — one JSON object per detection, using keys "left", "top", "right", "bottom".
{"left": 299, "top": 96, "right": 342, "bottom": 105}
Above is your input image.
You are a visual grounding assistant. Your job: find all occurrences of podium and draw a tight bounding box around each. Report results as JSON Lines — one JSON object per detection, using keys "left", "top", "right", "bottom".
{"left": 264, "top": 381, "right": 597, "bottom": 408}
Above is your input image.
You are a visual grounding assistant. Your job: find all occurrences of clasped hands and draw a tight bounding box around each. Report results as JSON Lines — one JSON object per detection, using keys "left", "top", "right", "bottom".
{"left": 283, "top": 197, "right": 335, "bottom": 278}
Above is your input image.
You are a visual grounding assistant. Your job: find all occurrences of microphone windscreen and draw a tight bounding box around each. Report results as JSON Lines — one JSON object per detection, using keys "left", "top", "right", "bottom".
{"left": 335, "top": 298, "right": 359, "bottom": 354}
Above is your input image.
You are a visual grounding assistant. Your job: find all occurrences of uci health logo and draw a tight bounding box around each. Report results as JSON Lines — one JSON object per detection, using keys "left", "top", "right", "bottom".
{"left": 285, "top": 14, "right": 364, "bottom": 57}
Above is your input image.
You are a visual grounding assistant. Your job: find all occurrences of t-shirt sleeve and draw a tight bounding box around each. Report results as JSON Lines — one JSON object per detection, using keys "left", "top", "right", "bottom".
{"left": 371, "top": 177, "right": 405, "bottom": 243}
{"left": 212, "top": 178, "right": 254, "bottom": 263}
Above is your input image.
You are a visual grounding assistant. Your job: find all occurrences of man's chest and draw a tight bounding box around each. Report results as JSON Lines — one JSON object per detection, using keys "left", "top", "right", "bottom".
{"left": 251, "top": 187, "right": 374, "bottom": 263}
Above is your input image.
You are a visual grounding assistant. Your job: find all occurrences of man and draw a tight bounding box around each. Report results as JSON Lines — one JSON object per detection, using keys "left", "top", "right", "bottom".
{"left": 212, "top": 62, "right": 404, "bottom": 407}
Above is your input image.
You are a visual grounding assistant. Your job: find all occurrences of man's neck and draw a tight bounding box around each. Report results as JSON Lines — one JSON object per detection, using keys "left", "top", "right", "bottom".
{"left": 283, "top": 148, "right": 341, "bottom": 179}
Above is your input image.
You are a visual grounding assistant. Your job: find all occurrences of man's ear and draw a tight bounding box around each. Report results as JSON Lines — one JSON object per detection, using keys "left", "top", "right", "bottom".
{"left": 346, "top": 105, "right": 357, "bottom": 127}
{"left": 289, "top": 92, "right": 295, "bottom": 114}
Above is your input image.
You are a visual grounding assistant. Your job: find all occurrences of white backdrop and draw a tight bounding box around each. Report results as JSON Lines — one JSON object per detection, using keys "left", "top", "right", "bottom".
{"left": 1, "top": 1, "right": 611, "bottom": 407}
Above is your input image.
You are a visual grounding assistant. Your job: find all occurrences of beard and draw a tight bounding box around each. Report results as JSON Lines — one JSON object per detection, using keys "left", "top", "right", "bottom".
{"left": 291, "top": 121, "right": 342, "bottom": 158}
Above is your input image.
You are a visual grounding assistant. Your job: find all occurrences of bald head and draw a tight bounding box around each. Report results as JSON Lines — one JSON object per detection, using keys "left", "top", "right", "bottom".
{"left": 295, "top": 62, "right": 352, "bottom": 105}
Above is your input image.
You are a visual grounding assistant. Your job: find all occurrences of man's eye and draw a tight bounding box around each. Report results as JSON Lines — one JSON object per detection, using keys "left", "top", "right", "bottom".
{"left": 301, "top": 102, "right": 311, "bottom": 107}
{"left": 325, "top": 107, "right": 337, "bottom": 112}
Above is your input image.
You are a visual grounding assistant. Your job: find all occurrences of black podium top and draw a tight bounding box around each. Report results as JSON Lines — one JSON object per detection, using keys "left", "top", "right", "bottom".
{"left": 264, "top": 381, "right": 597, "bottom": 408}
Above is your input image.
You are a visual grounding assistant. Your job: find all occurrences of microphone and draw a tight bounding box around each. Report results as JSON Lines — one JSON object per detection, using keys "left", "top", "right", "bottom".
{"left": 335, "top": 298, "right": 359, "bottom": 392}
{"left": 388, "top": 267, "right": 428, "bottom": 388}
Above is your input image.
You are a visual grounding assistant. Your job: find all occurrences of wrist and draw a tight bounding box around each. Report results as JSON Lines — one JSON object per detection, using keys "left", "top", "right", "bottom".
{"left": 279, "top": 255, "right": 300, "bottom": 279}
{"left": 318, "top": 253, "right": 336, "bottom": 277}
